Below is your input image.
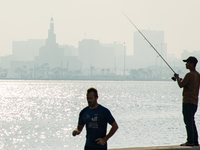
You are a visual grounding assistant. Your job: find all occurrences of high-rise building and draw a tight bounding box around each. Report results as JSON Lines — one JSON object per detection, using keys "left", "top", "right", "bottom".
{"left": 102, "top": 42, "right": 126, "bottom": 74}
{"left": 133, "top": 30, "right": 167, "bottom": 68}
{"left": 78, "top": 39, "right": 126, "bottom": 75}
{"left": 61, "top": 45, "right": 78, "bottom": 57}
{"left": 78, "top": 39, "right": 100, "bottom": 70}
{"left": 12, "top": 39, "right": 45, "bottom": 61}
{"left": 100, "top": 44, "right": 114, "bottom": 69}
{"left": 0, "top": 39, "right": 45, "bottom": 70}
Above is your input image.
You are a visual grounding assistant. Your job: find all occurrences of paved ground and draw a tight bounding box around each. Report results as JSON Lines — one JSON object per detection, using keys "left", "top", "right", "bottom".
{"left": 109, "top": 145, "right": 200, "bottom": 150}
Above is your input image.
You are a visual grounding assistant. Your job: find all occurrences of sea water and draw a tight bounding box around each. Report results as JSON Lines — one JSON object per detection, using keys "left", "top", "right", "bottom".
{"left": 0, "top": 80, "right": 198, "bottom": 150}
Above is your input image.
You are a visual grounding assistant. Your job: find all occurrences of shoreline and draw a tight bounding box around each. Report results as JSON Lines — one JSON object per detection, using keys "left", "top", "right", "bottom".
{"left": 109, "top": 145, "right": 200, "bottom": 150}
{"left": 0, "top": 77, "right": 172, "bottom": 81}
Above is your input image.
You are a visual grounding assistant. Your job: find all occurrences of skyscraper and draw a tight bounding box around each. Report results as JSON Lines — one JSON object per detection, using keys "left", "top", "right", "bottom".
{"left": 133, "top": 30, "right": 167, "bottom": 69}
{"left": 78, "top": 39, "right": 100, "bottom": 70}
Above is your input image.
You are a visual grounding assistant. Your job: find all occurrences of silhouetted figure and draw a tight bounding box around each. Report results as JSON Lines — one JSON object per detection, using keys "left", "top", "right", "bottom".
{"left": 72, "top": 87, "right": 118, "bottom": 150}
{"left": 174, "top": 56, "right": 200, "bottom": 146}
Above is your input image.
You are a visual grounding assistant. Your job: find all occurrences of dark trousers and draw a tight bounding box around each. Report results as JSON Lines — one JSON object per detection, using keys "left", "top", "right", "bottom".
{"left": 84, "top": 146, "right": 107, "bottom": 150}
{"left": 182, "top": 103, "right": 198, "bottom": 144}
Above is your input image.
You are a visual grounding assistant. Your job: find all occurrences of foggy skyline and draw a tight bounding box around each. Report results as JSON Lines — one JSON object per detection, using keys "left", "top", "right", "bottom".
{"left": 1, "top": 0, "right": 200, "bottom": 58}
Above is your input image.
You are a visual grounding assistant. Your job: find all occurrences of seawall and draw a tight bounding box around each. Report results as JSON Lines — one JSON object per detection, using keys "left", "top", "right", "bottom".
{"left": 109, "top": 145, "right": 200, "bottom": 150}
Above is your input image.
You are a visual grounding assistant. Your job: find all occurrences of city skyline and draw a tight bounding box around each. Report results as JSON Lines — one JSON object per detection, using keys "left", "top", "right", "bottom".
{"left": 0, "top": 16, "right": 199, "bottom": 79}
{"left": 0, "top": 0, "right": 200, "bottom": 58}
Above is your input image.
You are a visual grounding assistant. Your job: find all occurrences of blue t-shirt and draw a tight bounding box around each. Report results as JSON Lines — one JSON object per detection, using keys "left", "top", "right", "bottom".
{"left": 78, "top": 104, "right": 115, "bottom": 148}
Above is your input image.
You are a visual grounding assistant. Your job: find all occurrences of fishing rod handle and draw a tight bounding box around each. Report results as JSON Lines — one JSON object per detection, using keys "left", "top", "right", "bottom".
{"left": 171, "top": 76, "right": 182, "bottom": 81}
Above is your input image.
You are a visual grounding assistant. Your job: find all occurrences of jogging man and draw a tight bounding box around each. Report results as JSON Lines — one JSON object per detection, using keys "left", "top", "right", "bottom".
{"left": 72, "top": 87, "right": 118, "bottom": 150}
{"left": 174, "top": 56, "right": 200, "bottom": 146}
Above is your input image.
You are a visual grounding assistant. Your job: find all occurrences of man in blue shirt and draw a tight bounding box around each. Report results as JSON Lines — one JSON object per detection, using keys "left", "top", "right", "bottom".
{"left": 72, "top": 87, "right": 118, "bottom": 150}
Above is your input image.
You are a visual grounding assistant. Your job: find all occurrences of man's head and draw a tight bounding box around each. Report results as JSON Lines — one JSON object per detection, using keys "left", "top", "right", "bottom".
{"left": 183, "top": 56, "right": 198, "bottom": 69}
{"left": 86, "top": 88, "right": 98, "bottom": 108}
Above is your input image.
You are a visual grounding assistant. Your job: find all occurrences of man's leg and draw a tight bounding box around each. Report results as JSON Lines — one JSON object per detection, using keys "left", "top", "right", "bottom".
{"left": 182, "top": 103, "right": 194, "bottom": 144}
{"left": 193, "top": 120, "right": 198, "bottom": 145}
{"left": 85, "top": 146, "right": 94, "bottom": 150}
{"left": 85, "top": 146, "right": 107, "bottom": 150}
{"left": 192, "top": 104, "right": 198, "bottom": 145}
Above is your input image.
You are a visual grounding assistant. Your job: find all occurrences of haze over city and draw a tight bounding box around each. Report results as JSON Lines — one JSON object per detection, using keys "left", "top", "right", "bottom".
{"left": 1, "top": 0, "right": 200, "bottom": 58}
{"left": 1, "top": 1, "right": 200, "bottom": 150}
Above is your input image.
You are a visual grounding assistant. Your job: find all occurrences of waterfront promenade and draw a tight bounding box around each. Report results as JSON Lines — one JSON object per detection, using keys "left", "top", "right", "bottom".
{"left": 109, "top": 145, "right": 200, "bottom": 150}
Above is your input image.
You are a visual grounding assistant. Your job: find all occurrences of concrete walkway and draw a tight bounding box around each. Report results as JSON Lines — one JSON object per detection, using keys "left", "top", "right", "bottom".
{"left": 109, "top": 145, "right": 200, "bottom": 150}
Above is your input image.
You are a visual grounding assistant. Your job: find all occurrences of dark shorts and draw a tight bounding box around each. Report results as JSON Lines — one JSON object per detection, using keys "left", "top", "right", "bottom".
{"left": 84, "top": 146, "right": 107, "bottom": 150}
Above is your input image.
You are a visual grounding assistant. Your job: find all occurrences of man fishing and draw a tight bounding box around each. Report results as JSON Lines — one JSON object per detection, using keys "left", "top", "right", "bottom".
{"left": 174, "top": 56, "right": 200, "bottom": 146}
{"left": 123, "top": 12, "right": 200, "bottom": 146}
{"left": 72, "top": 87, "right": 118, "bottom": 150}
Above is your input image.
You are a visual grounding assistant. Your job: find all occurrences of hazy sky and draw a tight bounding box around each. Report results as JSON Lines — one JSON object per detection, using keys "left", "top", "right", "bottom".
{"left": 0, "top": 0, "right": 200, "bottom": 58}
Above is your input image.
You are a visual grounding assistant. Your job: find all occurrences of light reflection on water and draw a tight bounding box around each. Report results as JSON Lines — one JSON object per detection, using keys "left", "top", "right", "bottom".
{"left": 0, "top": 80, "right": 199, "bottom": 149}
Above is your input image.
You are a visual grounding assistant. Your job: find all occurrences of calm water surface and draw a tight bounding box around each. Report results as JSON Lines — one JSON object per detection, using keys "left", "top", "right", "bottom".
{"left": 0, "top": 80, "right": 199, "bottom": 150}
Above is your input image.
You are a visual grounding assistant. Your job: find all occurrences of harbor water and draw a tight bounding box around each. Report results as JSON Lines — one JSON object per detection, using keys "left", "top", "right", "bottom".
{"left": 0, "top": 80, "right": 199, "bottom": 150}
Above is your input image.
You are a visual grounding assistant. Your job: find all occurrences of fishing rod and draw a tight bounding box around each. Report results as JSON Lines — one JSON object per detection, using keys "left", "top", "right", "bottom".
{"left": 122, "top": 12, "right": 178, "bottom": 81}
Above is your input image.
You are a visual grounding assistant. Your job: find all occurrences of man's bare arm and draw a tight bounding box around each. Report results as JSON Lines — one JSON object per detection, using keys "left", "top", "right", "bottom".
{"left": 104, "top": 121, "right": 118, "bottom": 141}
{"left": 174, "top": 73, "right": 189, "bottom": 88}
{"left": 72, "top": 124, "right": 84, "bottom": 136}
{"left": 96, "top": 121, "right": 118, "bottom": 145}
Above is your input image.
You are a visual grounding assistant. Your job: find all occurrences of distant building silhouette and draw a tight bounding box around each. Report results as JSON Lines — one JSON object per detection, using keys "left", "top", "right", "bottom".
{"left": 35, "top": 17, "right": 65, "bottom": 68}
{"left": 61, "top": 45, "right": 78, "bottom": 57}
{"left": 13, "top": 39, "right": 45, "bottom": 61}
{"left": 102, "top": 42, "right": 125, "bottom": 74}
{"left": 133, "top": 30, "right": 167, "bottom": 69}
{"left": 100, "top": 44, "right": 114, "bottom": 69}
{"left": 0, "top": 39, "right": 45, "bottom": 69}
{"left": 78, "top": 39, "right": 100, "bottom": 71}
{"left": 78, "top": 39, "right": 126, "bottom": 75}
{"left": 35, "top": 17, "right": 81, "bottom": 70}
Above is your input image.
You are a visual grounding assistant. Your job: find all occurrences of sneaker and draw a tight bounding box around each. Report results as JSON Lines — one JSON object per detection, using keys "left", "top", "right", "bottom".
{"left": 180, "top": 142, "right": 194, "bottom": 146}
{"left": 194, "top": 143, "right": 199, "bottom": 146}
